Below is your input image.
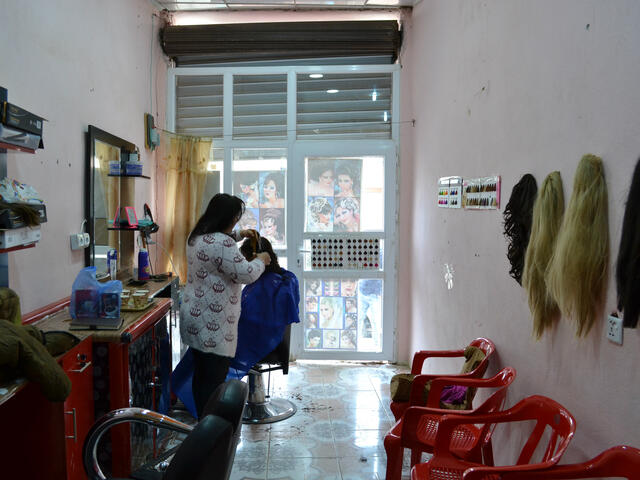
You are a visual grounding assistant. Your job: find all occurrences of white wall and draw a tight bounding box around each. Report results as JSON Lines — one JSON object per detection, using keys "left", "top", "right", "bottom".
{"left": 1, "top": 0, "right": 168, "bottom": 313}
{"left": 399, "top": 0, "right": 640, "bottom": 461}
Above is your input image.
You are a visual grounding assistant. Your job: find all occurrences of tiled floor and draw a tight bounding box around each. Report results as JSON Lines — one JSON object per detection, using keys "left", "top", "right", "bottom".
{"left": 228, "top": 360, "right": 408, "bottom": 480}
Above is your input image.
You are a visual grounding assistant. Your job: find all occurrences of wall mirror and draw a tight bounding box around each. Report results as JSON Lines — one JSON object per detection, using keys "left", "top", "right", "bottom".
{"left": 85, "top": 125, "right": 137, "bottom": 278}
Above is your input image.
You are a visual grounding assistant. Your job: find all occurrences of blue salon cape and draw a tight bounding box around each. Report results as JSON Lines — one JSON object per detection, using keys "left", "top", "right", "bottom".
{"left": 171, "top": 269, "right": 300, "bottom": 418}
{"left": 227, "top": 268, "right": 300, "bottom": 379}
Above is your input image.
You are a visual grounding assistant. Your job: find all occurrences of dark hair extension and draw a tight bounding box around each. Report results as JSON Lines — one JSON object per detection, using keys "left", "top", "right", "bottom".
{"left": 188, "top": 193, "right": 245, "bottom": 243}
{"left": 503, "top": 174, "right": 538, "bottom": 284}
{"left": 616, "top": 157, "right": 640, "bottom": 328}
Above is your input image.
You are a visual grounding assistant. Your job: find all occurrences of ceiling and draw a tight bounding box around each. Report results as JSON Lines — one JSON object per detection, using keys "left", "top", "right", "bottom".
{"left": 153, "top": 0, "right": 415, "bottom": 11}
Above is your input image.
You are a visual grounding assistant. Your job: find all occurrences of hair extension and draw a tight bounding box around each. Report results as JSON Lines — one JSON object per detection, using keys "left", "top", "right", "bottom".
{"left": 616, "top": 157, "right": 640, "bottom": 328}
{"left": 522, "top": 172, "right": 565, "bottom": 339}
{"left": 503, "top": 174, "right": 538, "bottom": 285}
{"left": 546, "top": 154, "right": 609, "bottom": 337}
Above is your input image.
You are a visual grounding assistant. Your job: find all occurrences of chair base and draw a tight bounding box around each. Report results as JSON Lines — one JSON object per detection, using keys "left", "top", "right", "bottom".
{"left": 242, "top": 397, "right": 297, "bottom": 424}
{"left": 242, "top": 368, "right": 296, "bottom": 424}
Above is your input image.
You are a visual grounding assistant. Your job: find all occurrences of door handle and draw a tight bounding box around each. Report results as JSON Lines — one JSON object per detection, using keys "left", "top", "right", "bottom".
{"left": 65, "top": 408, "right": 77, "bottom": 442}
{"left": 70, "top": 361, "right": 92, "bottom": 373}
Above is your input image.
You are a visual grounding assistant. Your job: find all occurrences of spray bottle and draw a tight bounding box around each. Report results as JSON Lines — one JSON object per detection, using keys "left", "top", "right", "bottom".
{"left": 138, "top": 247, "right": 150, "bottom": 281}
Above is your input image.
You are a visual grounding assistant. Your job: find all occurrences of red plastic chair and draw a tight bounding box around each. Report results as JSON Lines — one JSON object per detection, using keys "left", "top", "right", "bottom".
{"left": 411, "top": 395, "right": 576, "bottom": 480}
{"left": 384, "top": 367, "right": 516, "bottom": 480}
{"left": 391, "top": 338, "right": 496, "bottom": 421}
{"left": 464, "top": 445, "right": 640, "bottom": 480}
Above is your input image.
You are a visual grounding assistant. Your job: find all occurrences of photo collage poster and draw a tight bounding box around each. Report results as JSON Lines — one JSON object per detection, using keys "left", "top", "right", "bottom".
{"left": 233, "top": 170, "right": 286, "bottom": 247}
{"left": 306, "top": 158, "right": 363, "bottom": 233}
{"left": 304, "top": 278, "right": 383, "bottom": 352}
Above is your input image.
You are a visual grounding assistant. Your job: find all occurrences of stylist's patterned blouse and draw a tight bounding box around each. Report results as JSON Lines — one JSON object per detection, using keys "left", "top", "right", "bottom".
{"left": 180, "top": 231, "right": 265, "bottom": 358}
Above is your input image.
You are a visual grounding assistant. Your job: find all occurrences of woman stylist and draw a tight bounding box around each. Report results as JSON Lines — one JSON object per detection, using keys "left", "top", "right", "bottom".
{"left": 180, "top": 193, "right": 271, "bottom": 418}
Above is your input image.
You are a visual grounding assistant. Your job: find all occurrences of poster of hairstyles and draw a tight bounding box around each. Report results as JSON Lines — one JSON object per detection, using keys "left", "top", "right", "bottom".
{"left": 306, "top": 158, "right": 362, "bottom": 233}
{"left": 233, "top": 170, "right": 286, "bottom": 247}
{"left": 302, "top": 278, "right": 382, "bottom": 352}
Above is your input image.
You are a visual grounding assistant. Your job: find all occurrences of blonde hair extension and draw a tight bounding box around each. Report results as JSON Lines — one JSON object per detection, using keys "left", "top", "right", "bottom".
{"left": 546, "top": 154, "right": 609, "bottom": 337}
{"left": 522, "top": 171, "right": 565, "bottom": 339}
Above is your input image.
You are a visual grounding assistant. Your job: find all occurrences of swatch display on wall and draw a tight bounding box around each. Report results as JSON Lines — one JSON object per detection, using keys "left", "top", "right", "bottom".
{"left": 234, "top": 170, "right": 286, "bottom": 248}
{"left": 304, "top": 278, "right": 382, "bottom": 352}
{"left": 463, "top": 176, "right": 501, "bottom": 209}
{"left": 437, "top": 176, "right": 462, "bottom": 208}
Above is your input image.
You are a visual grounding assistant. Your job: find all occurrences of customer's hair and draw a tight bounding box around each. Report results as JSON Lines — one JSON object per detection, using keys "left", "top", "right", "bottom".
{"left": 522, "top": 172, "right": 564, "bottom": 339}
{"left": 546, "top": 154, "right": 609, "bottom": 337}
{"left": 188, "top": 194, "right": 245, "bottom": 244}
{"left": 239, "top": 235, "right": 282, "bottom": 274}
{"left": 616, "top": 157, "right": 640, "bottom": 327}
{"left": 503, "top": 174, "right": 538, "bottom": 285}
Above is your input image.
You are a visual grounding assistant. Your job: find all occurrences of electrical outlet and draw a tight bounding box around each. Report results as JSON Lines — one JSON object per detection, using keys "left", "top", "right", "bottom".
{"left": 70, "top": 233, "right": 90, "bottom": 250}
{"left": 606, "top": 315, "right": 623, "bottom": 345}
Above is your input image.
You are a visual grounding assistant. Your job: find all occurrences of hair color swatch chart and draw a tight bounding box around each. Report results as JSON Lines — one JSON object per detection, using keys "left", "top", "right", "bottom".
{"left": 437, "top": 176, "right": 462, "bottom": 208}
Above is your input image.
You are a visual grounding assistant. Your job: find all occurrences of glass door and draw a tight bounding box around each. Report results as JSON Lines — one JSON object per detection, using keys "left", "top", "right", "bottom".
{"left": 289, "top": 141, "right": 397, "bottom": 361}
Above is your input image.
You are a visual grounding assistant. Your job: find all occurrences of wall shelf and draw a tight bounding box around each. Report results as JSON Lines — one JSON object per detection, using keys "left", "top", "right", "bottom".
{"left": 107, "top": 174, "right": 150, "bottom": 179}
{"left": 0, "top": 243, "right": 36, "bottom": 254}
{"left": 108, "top": 227, "right": 140, "bottom": 231}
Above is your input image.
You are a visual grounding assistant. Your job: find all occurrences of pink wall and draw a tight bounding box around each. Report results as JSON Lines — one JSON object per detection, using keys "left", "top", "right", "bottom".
{"left": 399, "top": 0, "right": 640, "bottom": 461}
{"left": 1, "top": 0, "right": 168, "bottom": 313}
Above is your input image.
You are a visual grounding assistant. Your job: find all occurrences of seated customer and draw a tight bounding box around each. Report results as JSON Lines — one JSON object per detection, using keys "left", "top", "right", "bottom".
{"left": 226, "top": 236, "right": 300, "bottom": 380}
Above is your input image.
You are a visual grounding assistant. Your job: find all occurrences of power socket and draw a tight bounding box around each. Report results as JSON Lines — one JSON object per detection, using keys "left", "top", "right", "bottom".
{"left": 70, "top": 233, "right": 90, "bottom": 250}
{"left": 606, "top": 315, "right": 623, "bottom": 345}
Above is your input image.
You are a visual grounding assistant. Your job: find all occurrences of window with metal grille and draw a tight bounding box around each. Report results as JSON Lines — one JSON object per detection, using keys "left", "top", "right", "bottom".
{"left": 175, "top": 75, "right": 223, "bottom": 138}
{"left": 233, "top": 74, "right": 287, "bottom": 139}
{"left": 297, "top": 73, "right": 392, "bottom": 139}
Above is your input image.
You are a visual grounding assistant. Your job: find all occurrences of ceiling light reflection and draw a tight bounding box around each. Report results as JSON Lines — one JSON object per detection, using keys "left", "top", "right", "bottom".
{"left": 310, "top": 74, "right": 324, "bottom": 79}
{"left": 327, "top": 89, "right": 339, "bottom": 94}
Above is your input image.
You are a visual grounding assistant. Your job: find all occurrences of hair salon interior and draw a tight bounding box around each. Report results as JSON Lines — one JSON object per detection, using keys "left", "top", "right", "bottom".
{"left": 2, "top": 0, "right": 640, "bottom": 479}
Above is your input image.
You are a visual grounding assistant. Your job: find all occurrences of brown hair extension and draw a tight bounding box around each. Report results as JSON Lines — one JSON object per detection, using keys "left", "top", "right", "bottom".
{"left": 546, "top": 154, "right": 609, "bottom": 337}
{"left": 503, "top": 174, "right": 538, "bottom": 285}
{"left": 522, "top": 172, "right": 564, "bottom": 339}
{"left": 616, "top": 157, "right": 640, "bottom": 327}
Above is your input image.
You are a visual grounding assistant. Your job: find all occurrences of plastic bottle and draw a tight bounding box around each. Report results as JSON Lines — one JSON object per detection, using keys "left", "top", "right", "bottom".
{"left": 138, "top": 247, "right": 150, "bottom": 281}
{"left": 107, "top": 249, "right": 118, "bottom": 280}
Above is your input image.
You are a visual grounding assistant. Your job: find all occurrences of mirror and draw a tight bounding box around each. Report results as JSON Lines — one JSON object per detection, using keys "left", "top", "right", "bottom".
{"left": 85, "top": 125, "right": 137, "bottom": 278}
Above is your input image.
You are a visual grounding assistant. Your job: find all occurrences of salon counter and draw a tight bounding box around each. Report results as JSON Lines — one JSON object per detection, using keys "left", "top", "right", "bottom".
{"left": 0, "top": 276, "right": 178, "bottom": 480}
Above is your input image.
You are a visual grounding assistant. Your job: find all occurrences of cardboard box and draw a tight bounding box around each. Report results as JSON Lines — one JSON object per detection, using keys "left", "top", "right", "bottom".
{"left": 0, "top": 226, "right": 41, "bottom": 248}
{"left": 2, "top": 102, "right": 44, "bottom": 136}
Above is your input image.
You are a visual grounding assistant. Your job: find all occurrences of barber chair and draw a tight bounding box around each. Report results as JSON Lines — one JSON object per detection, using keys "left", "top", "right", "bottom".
{"left": 242, "top": 324, "right": 297, "bottom": 424}
{"left": 83, "top": 379, "right": 248, "bottom": 480}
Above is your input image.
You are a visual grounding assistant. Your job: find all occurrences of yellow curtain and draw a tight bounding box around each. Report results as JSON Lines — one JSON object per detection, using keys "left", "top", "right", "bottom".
{"left": 157, "top": 133, "right": 211, "bottom": 283}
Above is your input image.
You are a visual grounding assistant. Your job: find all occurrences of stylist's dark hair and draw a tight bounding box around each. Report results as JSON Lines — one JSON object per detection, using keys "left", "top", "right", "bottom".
{"left": 188, "top": 193, "right": 245, "bottom": 244}
{"left": 240, "top": 236, "right": 282, "bottom": 274}
{"left": 616, "top": 157, "right": 640, "bottom": 328}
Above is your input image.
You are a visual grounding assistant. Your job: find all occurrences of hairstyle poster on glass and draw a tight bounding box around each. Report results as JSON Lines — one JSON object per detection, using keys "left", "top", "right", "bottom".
{"left": 306, "top": 158, "right": 362, "bottom": 233}
{"left": 303, "top": 278, "right": 383, "bottom": 352}
{"left": 233, "top": 169, "right": 286, "bottom": 246}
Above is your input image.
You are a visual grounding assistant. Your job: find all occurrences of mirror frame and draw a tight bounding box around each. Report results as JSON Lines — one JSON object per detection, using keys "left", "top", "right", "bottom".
{"left": 85, "top": 125, "right": 136, "bottom": 269}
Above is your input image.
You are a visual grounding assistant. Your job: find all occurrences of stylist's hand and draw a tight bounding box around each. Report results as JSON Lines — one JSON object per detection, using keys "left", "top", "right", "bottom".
{"left": 256, "top": 252, "right": 271, "bottom": 266}
{"left": 239, "top": 229, "right": 259, "bottom": 240}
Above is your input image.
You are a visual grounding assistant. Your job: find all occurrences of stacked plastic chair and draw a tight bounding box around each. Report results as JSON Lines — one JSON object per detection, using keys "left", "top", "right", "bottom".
{"left": 384, "top": 367, "right": 516, "bottom": 480}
